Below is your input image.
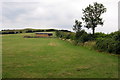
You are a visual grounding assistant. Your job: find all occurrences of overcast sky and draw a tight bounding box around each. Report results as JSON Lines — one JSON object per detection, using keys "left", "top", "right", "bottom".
{"left": 0, "top": 0, "right": 119, "bottom": 33}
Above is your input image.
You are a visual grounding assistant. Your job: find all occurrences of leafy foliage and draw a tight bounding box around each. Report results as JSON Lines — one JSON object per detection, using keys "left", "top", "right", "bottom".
{"left": 56, "top": 30, "right": 75, "bottom": 40}
{"left": 73, "top": 20, "right": 82, "bottom": 32}
{"left": 75, "top": 30, "right": 87, "bottom": 40}
{"left": 82, "top": 2, "right": 106, "bottom": 35}
{"left": 95, "top": 38, "right": 120, "bottom": 54}
{"left": 94, "top": 32, "right": 107, "bottom": 39}
{"left": 95, "top": 31, "right": 120, "bottom": 54}
{"left": 112, "top": 31, "right": 120, "bottom": 41}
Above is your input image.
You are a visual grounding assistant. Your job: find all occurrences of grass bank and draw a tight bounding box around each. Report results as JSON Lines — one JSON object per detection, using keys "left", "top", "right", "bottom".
{"left": 2, "top": 33, "right": 118, "bottom": 78}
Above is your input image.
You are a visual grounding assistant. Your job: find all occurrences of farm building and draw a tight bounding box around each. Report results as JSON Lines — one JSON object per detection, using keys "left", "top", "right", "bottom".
{"left": 35, "top": 32, "right": 53, "bottom": 37}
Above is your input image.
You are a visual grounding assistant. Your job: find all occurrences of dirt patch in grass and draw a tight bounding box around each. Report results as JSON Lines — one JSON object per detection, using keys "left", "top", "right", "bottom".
{"left": 62, "top": 72, "right": 72, "bottom": 75}
{"left": 76, "top": 65, "right": 91, "bottom": 71}
{"left": 48, "top": 42, "right": 57, "bottom": 46}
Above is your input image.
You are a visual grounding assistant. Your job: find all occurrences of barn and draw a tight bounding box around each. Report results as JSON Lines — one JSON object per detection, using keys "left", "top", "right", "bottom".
{"left": 35, "top": 32, "right": 53, "bottom": 37}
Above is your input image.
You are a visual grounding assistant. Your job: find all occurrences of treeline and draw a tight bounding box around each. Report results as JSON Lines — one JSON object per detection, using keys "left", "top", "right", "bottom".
{"left": 0, "top": 28, "right": 71, "bottom": 34}
{"left": 56, "top": 30, "right": 120, "bottom": 54}
{"left": 1, "top": 29, "right": 56, "bottom": 34}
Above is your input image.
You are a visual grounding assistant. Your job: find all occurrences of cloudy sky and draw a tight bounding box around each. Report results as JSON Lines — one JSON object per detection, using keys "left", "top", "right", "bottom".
{"left": 0, "top": 0, "right": 119, "bottom": 33}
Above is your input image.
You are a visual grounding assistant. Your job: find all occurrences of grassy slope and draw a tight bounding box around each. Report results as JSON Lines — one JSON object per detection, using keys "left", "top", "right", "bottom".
{"left": 2, "top": 34, "right": 118, "bottom": 78}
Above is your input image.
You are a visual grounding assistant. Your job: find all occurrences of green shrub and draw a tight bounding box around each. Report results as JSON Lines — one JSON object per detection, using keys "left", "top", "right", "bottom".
{"left": 56, "top": 31, "right": 75, "bottom": 40}
{"left": 77, "top": 33, "right": 94, "bottom": 43}
{"left": 94, "top": 32, "right": 107, "bottom": 39}
{"left": 95, "top": 38, "right": 120, "bottom": 54}
{"left": 75, "top": 30, "right": 87, "bottom": 40}
{"left": 113, "top": 31, "right": 120, "bottom": 41}
{"left": 79, "top": 33, "right": 90, "bottom": 43}
{"left": 69, "top": 33, "right": 75, "bottom": 40}
{"left": 56, "top": 31, "right": 61, "bottom": 37}
{"left": 106, "top": 31, "right": 120, "bottom": 39}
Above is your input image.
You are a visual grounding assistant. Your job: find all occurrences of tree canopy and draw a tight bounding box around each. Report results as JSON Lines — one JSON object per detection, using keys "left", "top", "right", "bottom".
{"left": 73, "top": 20, "right": 82, "bottom": 33}
{"left": 82, "top": 2, "right": 106, "bottom": 35}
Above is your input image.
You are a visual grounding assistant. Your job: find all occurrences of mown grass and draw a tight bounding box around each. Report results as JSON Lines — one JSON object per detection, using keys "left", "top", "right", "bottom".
{"left": 2, "top": 33, "right": 118, "bottom": 78}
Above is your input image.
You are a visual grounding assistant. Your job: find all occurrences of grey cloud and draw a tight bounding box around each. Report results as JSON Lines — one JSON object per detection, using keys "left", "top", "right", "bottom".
{"left": 1, "top": 0, "right": 119, "bottom": 33}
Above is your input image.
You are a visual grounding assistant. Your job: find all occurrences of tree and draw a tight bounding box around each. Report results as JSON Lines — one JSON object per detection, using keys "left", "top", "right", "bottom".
{"left": 73, "top": 20, "right": 82, "bottom": 32}
{"left": 82, "top": 2, "right": 106, "bottom": 35}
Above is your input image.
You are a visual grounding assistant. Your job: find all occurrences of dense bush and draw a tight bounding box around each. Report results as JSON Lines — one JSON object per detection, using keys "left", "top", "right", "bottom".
{"left": 95, "top": 37, "right": 120, "bottom": 54}
{"left": 73, "top": 30, "right": 94, "bottom": 44}
{"left": 75, "top": 30, "right": 87, "bottom": 40}
{"left": 94, "top": 32, "right": 107, "bottom": 39}
{"left": 69, "top": 33, "right": 75, "bottom": 40}
{"left": 112, "top": 31, "right": 120, "bottom": 41}
{"left": 79, "top": 33, "right": 94, "bottom": 43}
{"left": 74, "top": 30, "right": 87, "bottom": 44}
{"left": 56, "top": 31, "right": 75, "bottom": 40}
{"left": 94, "top": 31, "right": 120, "bottom": 54}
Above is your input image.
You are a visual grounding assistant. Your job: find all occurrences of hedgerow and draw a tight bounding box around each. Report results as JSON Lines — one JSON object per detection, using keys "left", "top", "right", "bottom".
{"left": 95, "top": 31, "right": 120, "bottom": 54}
{"left": 56, "top": 30, "right": 120, "bottom": 54}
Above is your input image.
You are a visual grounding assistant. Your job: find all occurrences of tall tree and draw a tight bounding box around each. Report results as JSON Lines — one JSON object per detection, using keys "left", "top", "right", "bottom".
{"left": 73, "top": 20, "right": 82, "bottom": 32}
{"left": 82, "top": 2, "right": 106, "bottom": 35}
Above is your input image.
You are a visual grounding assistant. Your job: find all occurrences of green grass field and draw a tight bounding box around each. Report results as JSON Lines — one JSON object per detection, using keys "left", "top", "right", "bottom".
{"left": 2, "top": 33, "right": 118, "bottom": 78}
